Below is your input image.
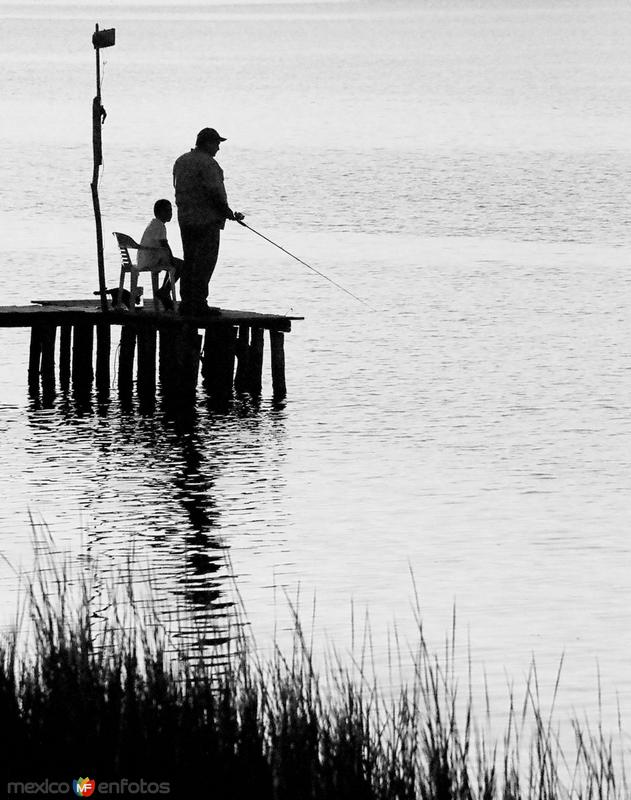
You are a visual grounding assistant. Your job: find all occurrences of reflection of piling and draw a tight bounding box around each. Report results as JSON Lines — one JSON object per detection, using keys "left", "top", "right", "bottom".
{"left": 13, "top": 303, "right": 299, "bottom": 407}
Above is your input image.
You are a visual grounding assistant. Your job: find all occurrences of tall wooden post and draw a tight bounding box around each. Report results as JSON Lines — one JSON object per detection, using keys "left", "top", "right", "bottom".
{"left": 91, "top": 24, "right": 115, "bottom": 313}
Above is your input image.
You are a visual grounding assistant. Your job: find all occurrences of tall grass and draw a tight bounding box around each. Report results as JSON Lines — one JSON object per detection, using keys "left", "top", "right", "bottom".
{"left": 0, "top": 541, "right": 625, "bottom": 799}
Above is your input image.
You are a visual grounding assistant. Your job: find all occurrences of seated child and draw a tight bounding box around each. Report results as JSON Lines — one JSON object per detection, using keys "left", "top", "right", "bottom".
{"left": 138, "top": 198, "right": 182, "bottom": 309}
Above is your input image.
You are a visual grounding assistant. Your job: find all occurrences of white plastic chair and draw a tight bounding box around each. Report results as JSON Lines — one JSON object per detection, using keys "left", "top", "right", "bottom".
{"left": 113, "top": 232, "right": 177, "bottom": 309}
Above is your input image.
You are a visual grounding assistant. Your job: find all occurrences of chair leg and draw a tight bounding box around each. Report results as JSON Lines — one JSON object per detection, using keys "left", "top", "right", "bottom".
{"left": 169, "top": 268, "right": 177, "bottom": 301}
{"left": 118, "top": 268, "right": 126, "bottom": 307}
{"left": 151, "top": 273, "right": 160, "bottom": 309}
{"left": 130, "top": 270, "right": 139, "bottom": 311}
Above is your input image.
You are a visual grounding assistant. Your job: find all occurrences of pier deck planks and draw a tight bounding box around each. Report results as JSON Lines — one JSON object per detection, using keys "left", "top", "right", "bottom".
{"left": 0, "top": 300, "right": 302, "bottom": 332}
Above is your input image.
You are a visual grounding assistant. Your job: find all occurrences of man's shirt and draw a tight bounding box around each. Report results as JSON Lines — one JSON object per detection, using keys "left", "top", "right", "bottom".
{"left": 173, "top": 148, "right": 230, "bottom": 228}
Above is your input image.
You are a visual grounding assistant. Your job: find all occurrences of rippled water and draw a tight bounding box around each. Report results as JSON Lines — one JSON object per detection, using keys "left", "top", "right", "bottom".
{"left": 1, "top": 0, "right": 630, "bottom": 729}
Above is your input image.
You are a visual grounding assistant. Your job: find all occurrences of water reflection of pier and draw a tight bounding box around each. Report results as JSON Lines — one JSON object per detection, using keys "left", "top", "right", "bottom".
{"left": 169, "top": 431, "right": 236, "bottom": 663}
{"left": 25, "top": 395, "right": 288, "bottom": 666}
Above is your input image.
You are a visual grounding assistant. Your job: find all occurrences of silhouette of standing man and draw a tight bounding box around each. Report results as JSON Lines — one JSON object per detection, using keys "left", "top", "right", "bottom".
{"left": 173, "top": 127, "right": 244, "bottom": 316}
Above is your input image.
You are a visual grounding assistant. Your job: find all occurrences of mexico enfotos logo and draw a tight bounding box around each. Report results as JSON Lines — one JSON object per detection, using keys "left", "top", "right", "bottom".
{"left": 7, "top": 778, "right": 170, "bottom": 795}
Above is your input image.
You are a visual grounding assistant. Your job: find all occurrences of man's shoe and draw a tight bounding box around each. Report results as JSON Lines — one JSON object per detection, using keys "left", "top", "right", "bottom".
{"left": 179, "top": 304, "right": 221, "bottom": 317}
{"left": 198, "top": 306, "right": 221, "bottom": 317}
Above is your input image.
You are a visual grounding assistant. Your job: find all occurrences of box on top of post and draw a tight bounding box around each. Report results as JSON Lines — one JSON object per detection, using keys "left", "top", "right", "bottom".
{"left": 92, "top": 27, "right": 115, "bottom": 49}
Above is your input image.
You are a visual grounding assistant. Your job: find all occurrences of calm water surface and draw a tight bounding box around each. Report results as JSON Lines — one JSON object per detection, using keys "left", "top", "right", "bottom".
{"left": 0, "top": 0, "right": 630, "bottom": 732}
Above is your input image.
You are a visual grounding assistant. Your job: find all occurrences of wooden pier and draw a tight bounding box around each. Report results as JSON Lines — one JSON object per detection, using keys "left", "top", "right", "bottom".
{"left": 2, "top": 300, "right": 302, "bottom": 407}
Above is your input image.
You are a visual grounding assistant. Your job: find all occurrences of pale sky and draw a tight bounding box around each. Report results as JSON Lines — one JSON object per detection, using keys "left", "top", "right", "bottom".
{"left": 3, "top": 0, "right": 349, "bottom": 5}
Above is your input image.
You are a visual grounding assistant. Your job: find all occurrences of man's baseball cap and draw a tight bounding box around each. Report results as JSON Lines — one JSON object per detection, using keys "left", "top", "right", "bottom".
{"left": 196, "top": 127, "right": 227, "bottom": 146}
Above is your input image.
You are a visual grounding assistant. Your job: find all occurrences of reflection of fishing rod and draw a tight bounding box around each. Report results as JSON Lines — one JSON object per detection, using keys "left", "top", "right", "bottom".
{"left": 236, "top": 219, "right": 376, "bottom": 311}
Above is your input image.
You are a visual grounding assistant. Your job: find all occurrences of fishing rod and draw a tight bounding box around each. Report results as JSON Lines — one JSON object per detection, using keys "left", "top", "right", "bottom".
{"left": 236, "top": 219, "right": 376, "bottom": 312}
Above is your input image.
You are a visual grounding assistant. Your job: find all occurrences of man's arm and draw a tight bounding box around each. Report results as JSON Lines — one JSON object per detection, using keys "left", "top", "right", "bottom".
{"left": 199, "top": 159, "right": 235, "bottom": 219}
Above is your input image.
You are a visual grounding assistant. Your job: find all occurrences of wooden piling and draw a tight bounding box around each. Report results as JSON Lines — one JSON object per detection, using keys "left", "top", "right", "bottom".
{"left": 72, "top": 323, "right": 94, "bottom": 398}
{"left": 28, "top": 325, "right": 43, "bottom": 396}
{"left": 137, "top": 327, "right": 157, "bottom": 406}
{"left": 95, "top": 323, "right": 111, "bottom": 398}
{"left": 234, "top": 325, "right": 250, "bottom": 393}
{"left": 246, "top": 327, "right": 264, "bottom": 396}
{"left": 202, "top": 325, "right": 237, "bottom": 398}
{"left": 180, "top": 326, "right": 202, "bottom": 401}
{"left": 158, "top": 327, "right": 173, "bottom": 386}
{"left": 1, "top": 301, "right": 301, "bottom": 404}
{"left": 118, "top": 324, "right": 136, "bottom": 402}
{"left": 159, "top": 324, "right": 200, "bottom": 406}
{"left": 270, "top": 330, "right": 286, "bottom": 399}
{"left": 40, "top": 324, "right": 57, "bottom": 400}
{"left": 59, "top": 324, "right": 72, "bottom": 390}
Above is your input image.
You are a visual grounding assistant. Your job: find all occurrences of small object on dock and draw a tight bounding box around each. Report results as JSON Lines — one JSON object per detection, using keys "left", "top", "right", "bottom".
{"left": 94, "top": 286, "right": 142, "bottom": 310}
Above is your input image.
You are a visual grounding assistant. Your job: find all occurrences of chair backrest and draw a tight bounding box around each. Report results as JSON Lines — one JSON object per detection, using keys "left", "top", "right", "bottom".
{"left": 113, "top": 232, "right": 140, "bottom": 270}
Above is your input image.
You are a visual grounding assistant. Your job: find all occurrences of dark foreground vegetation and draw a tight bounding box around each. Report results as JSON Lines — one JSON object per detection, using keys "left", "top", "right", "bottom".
{"left": 0, "top": 548, "right": 625, "bottom": 799}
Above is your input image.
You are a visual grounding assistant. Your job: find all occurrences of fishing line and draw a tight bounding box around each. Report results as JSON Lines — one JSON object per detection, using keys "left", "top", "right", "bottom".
{"left": 236, "top": 219, "right": 377, "bottom": 312}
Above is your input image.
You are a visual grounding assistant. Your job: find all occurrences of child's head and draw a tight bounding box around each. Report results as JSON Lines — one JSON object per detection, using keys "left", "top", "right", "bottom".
{"left": 154, "top": 198, "right": 172, "bottom": 223}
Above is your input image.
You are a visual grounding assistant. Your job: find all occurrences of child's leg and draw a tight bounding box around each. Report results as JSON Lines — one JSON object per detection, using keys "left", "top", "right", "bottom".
{"left": 161, "top": 257, "right": 183, "bottom": 288}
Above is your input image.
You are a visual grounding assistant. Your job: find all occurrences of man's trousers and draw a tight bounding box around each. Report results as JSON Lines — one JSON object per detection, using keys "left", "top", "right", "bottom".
{"left": 178, "top": 222, "right": 221, "bottom": 312}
